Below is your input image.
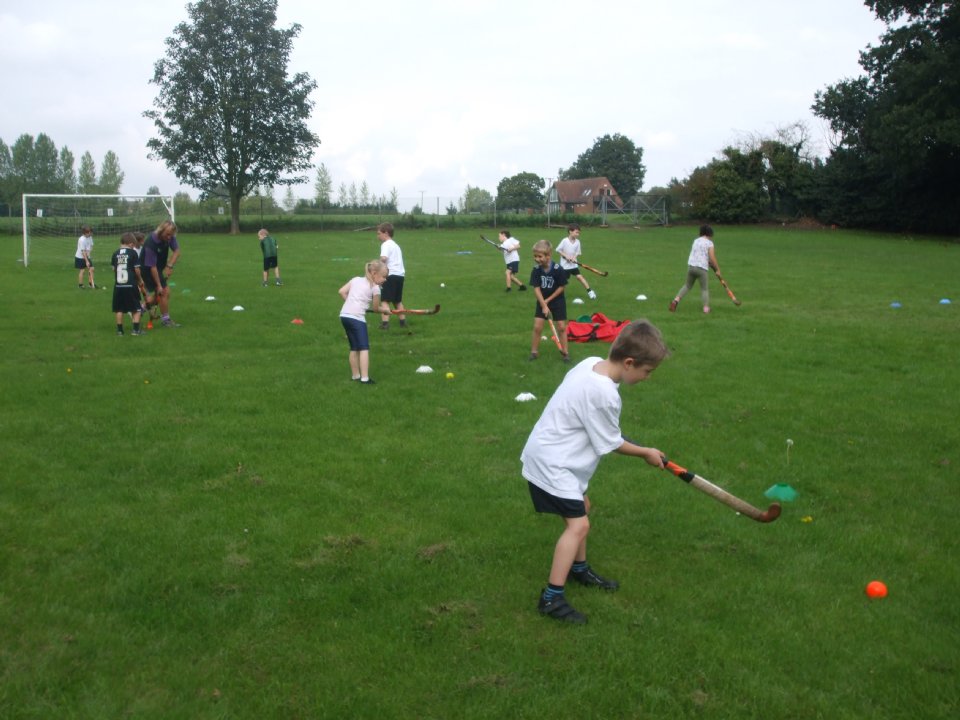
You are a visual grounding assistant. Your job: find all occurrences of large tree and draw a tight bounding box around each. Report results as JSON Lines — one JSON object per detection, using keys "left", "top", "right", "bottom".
{"left": 813, "top": 1, "right": 960, "bottom": 232}
{"left": 145, "top": 0, "right": 319, "bottom": 233}
{"left": 495, "top": 172, "right": 544, "bottom": 212}
{"left": 561, "top": 133, "right": 646, "bottom": 199}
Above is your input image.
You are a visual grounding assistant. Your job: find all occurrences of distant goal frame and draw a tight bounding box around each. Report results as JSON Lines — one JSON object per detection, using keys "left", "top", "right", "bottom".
{"left": 21, "top": 193, "right": 176, "bottom": 268}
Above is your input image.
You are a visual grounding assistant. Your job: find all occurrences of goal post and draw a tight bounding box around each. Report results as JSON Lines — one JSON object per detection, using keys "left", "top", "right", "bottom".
{"left": 21, "top": 194, "right": 175, "bottom": 268}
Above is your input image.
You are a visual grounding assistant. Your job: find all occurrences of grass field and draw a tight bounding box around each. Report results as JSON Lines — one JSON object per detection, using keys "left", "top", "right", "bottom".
{"left": 1, "top": 225, "right": 958, "bottom": 719}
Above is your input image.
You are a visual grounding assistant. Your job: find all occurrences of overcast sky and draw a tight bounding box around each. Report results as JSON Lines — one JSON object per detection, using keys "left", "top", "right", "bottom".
{"left": 0, "top": 0, "right": 887, "bottom": 204}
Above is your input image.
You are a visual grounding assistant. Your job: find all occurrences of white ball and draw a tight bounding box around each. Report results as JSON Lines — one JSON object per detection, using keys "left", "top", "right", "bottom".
{"left": 440, "top": 283, "right": 445, "bottom": 288}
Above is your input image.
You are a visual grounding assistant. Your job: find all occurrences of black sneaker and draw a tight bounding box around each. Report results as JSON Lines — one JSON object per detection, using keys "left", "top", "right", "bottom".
{"left": 571, "top": 567, "right": 619, "bottom": 591}
{"left": 537, "top": 592, "right": 587, "bottom": 624}
{"left": 518, "top": 285, "right": 527, "bottom": 292}
{"left": 505, "top": 287, "right": 511, "bottom": 292}
{"left": 398, "top": 319, "right": 407, "bottom": 328}
{"left": 131, "top": 329, "right": 144, "bottom": 336}
{"left": 116, "top": 329, "right": 124, "bottom": 336}
{"left": 161, "top": 318, "right": 181, "bottom": 328}
{"left": 562, "top": 353, "right": 572, "bottom": 364}
{"left": 378, "top": 322, "right": 389, "bottom": 330}
{"left": 360, "top": 378, "right": 376, "bottom": 385}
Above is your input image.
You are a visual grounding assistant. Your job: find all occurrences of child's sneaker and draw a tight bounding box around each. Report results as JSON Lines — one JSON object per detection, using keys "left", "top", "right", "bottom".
{"left": 529, "top": 352, "right": 539, "bottom": 361}
{"left": 360, "top": 378, "right": 376, "bottom": 385}
{"left": 262, "top": 281, "right": 268, "bottom": 287}
{"left": 378, "top": 321, "right": 389, "bottom": 330}
{"left": 518, "top": 285, "right": 527, "bottom": 292}
{"left": 505, "top": 287, "right": 511, "bottom": 292}
{"left": 570, "top": 567, "right": 619, "bottom": 591}
{"left": 398, "top": 319, "right": 407, "bottom": 328}
{"left": 161, "top": 318, "right": 181, "bottom": 328}
{"left": 537, "top": 592, "right": 587, "bottom": 624}
{"left": 276, "top": 280, "right": 283, "bottom": 286}
{"left": 131, "top": 329, "right": 144, "bottom": 336}
{"left": 562, "top": 352, "right": 572, "bottom": 364}
{"left": 588, "top": 289, "right": 597, "bottom": 300}
{"left": 116, "top": 329, "right": 124, "bottom": 336}
{"left": 669, "top": 299, "right": 679, "bottom": 312}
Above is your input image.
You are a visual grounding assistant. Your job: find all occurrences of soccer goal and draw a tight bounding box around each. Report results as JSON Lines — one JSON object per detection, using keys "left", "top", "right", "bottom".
{"left": 21, "top": 194, "right": 175, "bottom": 268}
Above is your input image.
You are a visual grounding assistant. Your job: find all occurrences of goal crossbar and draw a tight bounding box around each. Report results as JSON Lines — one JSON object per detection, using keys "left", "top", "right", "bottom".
{"left": 21, "top": 193, "right": 175, "bottom": 268}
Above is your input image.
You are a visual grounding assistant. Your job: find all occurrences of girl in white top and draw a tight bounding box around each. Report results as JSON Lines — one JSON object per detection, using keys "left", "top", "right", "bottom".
{"left": 670, "top": 225, "right": 720, "bottom": 314}
{"left": 338, "top": 260, "right": 388, "bottom": 384}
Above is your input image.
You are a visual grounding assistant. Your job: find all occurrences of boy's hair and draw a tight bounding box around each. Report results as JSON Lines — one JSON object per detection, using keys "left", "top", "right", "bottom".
{"left": 609, "top": 320, "right": 670, "bottom": 366}
{"left": 500, "top": 229, "right": 511, "bottom": 238}
{"left": 121, "top": 232, "right": 136, "bottom": 246}
{"left": 532, "top": 239, "right": 552, "bottom": 254}
{"left": 365, "top": 259, "right": 387, "bottom": 276}
{"left": 567, "top": 223, "right": 580, "bottom": 233}
{"left": 133, "top": 232, "right": 145, "bottom": 244}
{"left": 258, "top": 228, "right": 269, "bottom": 238}
{"left": 377, "top": 222, "right": 394, "bottom": 237}
{"left": 699, "top": 224, "right": 714, "bottom": 237}
{"left": 81, "top": 225, "right": 92, "bottom": 234}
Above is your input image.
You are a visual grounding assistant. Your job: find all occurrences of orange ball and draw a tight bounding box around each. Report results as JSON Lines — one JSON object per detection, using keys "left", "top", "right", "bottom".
{"left": 865, "top": 580, "right": 888, "bottom": 599}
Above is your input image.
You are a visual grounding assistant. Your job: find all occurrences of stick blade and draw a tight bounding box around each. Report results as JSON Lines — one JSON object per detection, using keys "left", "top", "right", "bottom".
{"left": 758, "top": 503, "right": 781, "bottom": 523}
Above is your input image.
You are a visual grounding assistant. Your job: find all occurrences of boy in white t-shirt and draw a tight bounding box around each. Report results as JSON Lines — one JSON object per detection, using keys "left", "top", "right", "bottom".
{"left": 521, "top": 319, "right": 669, "bottom": 624}
{"left": 498, "top": 229, "right": 526, "bottom": 292}
{"left": 557, "top": 223, "right": 597, "bottom": 300}
{"left": 670, "top": 225, "right": 721, "bottom": 314}
{"left": 75, "top": 225, "right": 96, "bottom": 289}
{"left": 338, "top": 260, "right": 388, "bottom": 384}
{"left": 377, "top": 222, "right": 407, "bottom": 330}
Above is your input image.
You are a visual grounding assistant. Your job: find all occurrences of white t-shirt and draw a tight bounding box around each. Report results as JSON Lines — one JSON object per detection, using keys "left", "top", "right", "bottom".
{"left": 501, "top": 236, "right": 520, "bottom": 264}
{"left": 556, "top": 236, "right": 581, "bottom": 271}
{"left": 687, "top": 236, "right": 714, "bottom": 270}
{"left": 521, "top": 357, "right": 624, "bottom": 500}
{"left": 380, "top": 238, "right": 405, "bottom": 277}
{"left": 339, "top": 277, "right": 381, "bottom": 321}
{"left": 75, "top": 234, "right": 93, "bottom": 260}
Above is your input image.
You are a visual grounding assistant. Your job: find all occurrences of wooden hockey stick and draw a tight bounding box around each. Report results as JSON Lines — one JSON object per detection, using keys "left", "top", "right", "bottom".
{"left": 662, "top": 457, "right": 780, "bottom": 523}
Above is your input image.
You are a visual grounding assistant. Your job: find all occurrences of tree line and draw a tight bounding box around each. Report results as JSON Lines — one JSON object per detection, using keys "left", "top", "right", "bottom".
{"left": 0, "top": 133, "right": 125, "bottom": 213}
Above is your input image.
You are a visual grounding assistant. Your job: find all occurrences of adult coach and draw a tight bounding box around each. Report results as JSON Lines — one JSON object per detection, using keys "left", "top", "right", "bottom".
{"left": 143, "top": 220, "right": 182, "bottom": 328}
{"left": 377, "top": 222, "right": 407, "bottom": 329}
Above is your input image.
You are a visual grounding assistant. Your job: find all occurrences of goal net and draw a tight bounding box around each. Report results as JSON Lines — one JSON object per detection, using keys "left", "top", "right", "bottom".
{"left": 21, "top": 194, "right": 175, "bottom": 269}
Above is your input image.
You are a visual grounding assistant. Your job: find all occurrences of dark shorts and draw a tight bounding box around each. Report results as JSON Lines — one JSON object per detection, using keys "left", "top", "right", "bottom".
{"left": 381, "top": 274, "right": 404, "bottom": 304}
{"left": 263, "top": 256, "right": 278, "bottom": 271}
{"left": 341, "top": 316, "right": 370, "bottom": 351}
{"left": 528, "top": 481, "right": 586, "bottom": 518}
{"left": 566, "top": 266, "right": 582, "bottom": 277}
{"left": 534, "top": 298, "right": 567, "bottom": 321}
{"left": 142, "top": 270, "right": 167, "bottom": 293}
{"left": 506, "top": 261, "right": 519, "bottom": 274}
{"left": 75, "top": 258, "right": 92, "bottom": 269}
{"left": 113, "top": 286, "right": 142, "bottom": 314}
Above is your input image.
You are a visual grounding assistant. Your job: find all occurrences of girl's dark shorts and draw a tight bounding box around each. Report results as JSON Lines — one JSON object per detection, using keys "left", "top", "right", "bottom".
{"left": 566, "top": 266, "right": 582, "bottom": 277}
{"left": 534, "top": 298, "right": 567, "bottom": 321}
{"left": 263, "top": 256, "right": 278, "bottom": 271}
{"left": 75, "top": 258, "right": 92, "bottom": 269}
{"left": 528, "top": 481, "right": 586, "bottom": 518}
{"left": 341, "top": 316, "right": 370, "bottom": 351}
{"left": 381, "top": 275, "right": 404, "bottom": 304}
{"left": 506, "top": 261, "right": 519, "bottom": 273}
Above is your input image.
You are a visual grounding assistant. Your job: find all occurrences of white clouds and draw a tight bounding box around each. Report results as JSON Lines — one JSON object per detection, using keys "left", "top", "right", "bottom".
{"left": 0, "top": 0, "right": 886, "bottom": 200}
